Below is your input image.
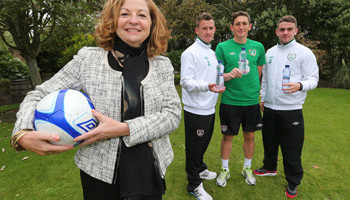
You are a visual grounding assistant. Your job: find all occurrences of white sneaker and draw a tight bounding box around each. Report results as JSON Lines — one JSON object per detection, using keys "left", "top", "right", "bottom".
{"left": 199, "top": 169, "right": 217, "bottom": 180}
{"left": 242, "top": 166, "right": 256, "bottom": 186}
{"left": 190, "top": 183, "right": 213, "bottom": 200}
{"left": 216, "top": 167, "right": 230, "bottom": 187}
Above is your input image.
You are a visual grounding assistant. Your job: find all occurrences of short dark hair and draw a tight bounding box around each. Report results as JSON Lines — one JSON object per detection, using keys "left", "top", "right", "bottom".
{"left": 196, "top": 12, "right": 214, "bottom": 28}
{"left": 231, "top": 11, "right": 251, "bottom": 24}
{"left": 278, "top": 15, "right": 297, "bottom": 27}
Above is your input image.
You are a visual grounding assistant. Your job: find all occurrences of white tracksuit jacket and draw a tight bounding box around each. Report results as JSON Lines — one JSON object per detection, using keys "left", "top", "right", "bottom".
{"left": 180, "top": 38, "right": 219, "bottom": 115}
{"left": 261, "top": 39, "right": 319, "bottom": 110}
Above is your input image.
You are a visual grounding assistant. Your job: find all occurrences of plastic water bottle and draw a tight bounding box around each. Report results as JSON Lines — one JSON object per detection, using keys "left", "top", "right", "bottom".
{"left": 239, "top": 48, "right": 248, "bottom": 75}
{"left": 282, "top": 65, "right": 290, "bottom": 92}
{"left": 214, "top": 61, "right": 224, "bottom": 90}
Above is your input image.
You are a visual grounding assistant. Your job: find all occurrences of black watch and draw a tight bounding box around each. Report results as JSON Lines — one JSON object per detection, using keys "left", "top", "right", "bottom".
{"left": 298, "top": 82, "right": 303, "bottom": 91}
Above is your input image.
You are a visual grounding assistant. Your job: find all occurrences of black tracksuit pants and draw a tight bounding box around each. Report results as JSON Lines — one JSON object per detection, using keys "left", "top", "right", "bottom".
{"left": 262, "top": 107, "right": 304, "bottom": 186}
{"left": 184, "top": 110, "right": 215, "bottom": 192}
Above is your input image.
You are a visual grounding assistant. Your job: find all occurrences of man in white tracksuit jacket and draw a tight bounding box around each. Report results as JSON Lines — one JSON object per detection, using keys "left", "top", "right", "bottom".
{"left": 253, "top": 15, "right": 319, "bottom": 199}
{"left": 180, "top": 13, "right": 225, "bottom": 200}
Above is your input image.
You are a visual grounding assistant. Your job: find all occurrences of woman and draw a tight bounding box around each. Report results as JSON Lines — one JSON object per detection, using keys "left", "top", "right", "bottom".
{"left": 10, "top": 0, "right": 182, "bottom": 199}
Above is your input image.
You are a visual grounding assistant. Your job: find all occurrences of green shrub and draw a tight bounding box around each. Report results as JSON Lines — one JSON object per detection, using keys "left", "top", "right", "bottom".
{"left": 166, "top": 49, "right": 184, "bottom": 73}
{"left": 319, "top": 65, "right": 332, "bottom": 81}
{"left": 57, "top": 33, "right": 96, "bottom": 68}
{"left": 332, "top": 59, "right": 350, "bottom": 89}
{"left": 37, "top": 49, "right": 62, "bottom": 77}
{"left": 0, "top": 48, "right": 29, "bottom": 80}
{"left": 174, "top": 74, "right": 180, "bottom": 85}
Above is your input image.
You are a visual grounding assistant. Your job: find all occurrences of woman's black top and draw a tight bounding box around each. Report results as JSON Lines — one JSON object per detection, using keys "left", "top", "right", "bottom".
{"left": 107, "top": 36, "right": 165, "bottom": 198}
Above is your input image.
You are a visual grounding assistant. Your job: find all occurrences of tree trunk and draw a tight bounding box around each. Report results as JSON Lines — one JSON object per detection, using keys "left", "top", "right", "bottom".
{"left": 23, "top": 56, "right": 42, "bottom": 88}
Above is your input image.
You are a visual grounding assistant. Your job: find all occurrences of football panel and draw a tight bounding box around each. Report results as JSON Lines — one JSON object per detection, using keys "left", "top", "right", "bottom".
{"left": 64, "top": 90, "right": 90, "bottom": 115}
{"left": 35, "top": 91, "right": 60, "bottom": 114}
{"left": 49, "top": 110, "right": 84, "bottom": 139}
{"left": 48, "top": 123, "right": 79, "bottom": 146}
{"left": 34, "top": 119, "right": 56, "bottom": 134}
{"left": 81, "top": 91, "right": 95, "bottom": 109}
{"left": 63, "top": 90, "right": 98, "bottom": 133}
{"left": 34, "top": 120, "right": 78, "bottom": 146}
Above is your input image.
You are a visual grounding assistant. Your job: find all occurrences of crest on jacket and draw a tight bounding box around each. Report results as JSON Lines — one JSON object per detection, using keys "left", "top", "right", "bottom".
{"left": 287, "top": 53, "right": 297, "bottom": 61}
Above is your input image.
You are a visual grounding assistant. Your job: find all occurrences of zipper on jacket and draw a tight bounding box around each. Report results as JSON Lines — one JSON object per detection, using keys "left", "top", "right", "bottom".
{"left": 112, "top": 76, "right": 125, "bottom": 184}
{"left": 140, "top": 85, "right": 144, "bottom": 116}
{"left": 120, "top": 76, "right": 125, "bottom": 122}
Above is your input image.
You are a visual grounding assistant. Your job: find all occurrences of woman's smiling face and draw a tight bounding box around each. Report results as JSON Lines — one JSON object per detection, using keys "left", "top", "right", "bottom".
{"left": 116, "top": 0, "right": 152, "bottom": 47}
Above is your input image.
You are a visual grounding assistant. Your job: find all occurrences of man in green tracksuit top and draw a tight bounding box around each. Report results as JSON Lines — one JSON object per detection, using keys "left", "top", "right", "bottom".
{"left": 215, "top": 11, "right": 266, "bottom": 187}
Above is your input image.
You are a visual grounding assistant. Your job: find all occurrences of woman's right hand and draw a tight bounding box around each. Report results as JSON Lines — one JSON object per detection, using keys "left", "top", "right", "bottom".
{"left": 17, "top": 131, "right": 74, "bottom": 155}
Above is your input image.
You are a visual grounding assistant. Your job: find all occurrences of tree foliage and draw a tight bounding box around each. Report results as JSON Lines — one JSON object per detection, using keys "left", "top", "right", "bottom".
{"left": 160, "top": 0, "right": 218, "bottom": 50}
{"left": 0, "top": 0, "right": 101, "bottom": 87}
{"left": 0, "top": 0, "right": 57, "bottom": 86}
{"left": 308, "top": 0, "right": 350, "bottom": 83}
{"left": 57, "top": 33, "right": 96, "bottom": 69}
{"left": 0, "top": 46, "right": 29, "bottom": 80}
{"left": 1, "top": 0, "right": 349, "bottom": 88}
{"left": 332, "top": 59, "right": 350, "bottom": 89}
{"left": 37, "top": 0, "right": 102, "bottom": 78}
{"left": 159, "top": 0, "right": 350, "bottom": 87}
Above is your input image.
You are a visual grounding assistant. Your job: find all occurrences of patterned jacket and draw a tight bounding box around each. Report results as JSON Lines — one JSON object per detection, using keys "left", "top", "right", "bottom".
{"left": 13, "top": 47, "right": 182, "bottom": 184}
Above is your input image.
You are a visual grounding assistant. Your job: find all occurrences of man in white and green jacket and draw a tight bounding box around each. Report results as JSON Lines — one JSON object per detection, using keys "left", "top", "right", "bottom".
{"left": 181, "top": 12, "right": 224, "bottom": 200}
{"left": 253, "top": 15, "right": 319, "bottom": 199}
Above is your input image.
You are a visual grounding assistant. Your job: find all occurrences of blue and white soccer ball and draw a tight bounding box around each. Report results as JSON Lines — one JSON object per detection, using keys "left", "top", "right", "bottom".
{"left": 33, "top": 89, "right": 98, "bottom": 146}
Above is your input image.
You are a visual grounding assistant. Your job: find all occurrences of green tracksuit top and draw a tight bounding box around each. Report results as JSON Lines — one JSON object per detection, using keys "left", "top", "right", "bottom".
{"left": 215, "top": 39, "right": 266, "bottom": 106}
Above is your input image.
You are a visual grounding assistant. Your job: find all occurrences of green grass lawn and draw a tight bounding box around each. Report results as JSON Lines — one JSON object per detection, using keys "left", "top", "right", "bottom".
{"left": 0, "top": 87, "right": 349, "bottom": 200}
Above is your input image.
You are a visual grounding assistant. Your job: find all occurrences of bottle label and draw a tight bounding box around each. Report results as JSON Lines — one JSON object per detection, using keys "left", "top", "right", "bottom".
{"left": 238, "top": 60, "right": 250, "bottom": 75}
{"left": 282, "top": 66, "right": 290, "bottom": 91}
{"left": 239, "top": 49, "right": 250, "bottom": 75}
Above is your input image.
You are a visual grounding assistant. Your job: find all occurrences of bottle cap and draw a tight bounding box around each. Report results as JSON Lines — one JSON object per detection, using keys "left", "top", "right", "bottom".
{"left": 285, "top": 65, "right": 290, "bottom": 68}
{"left": 242, "top": 47, "right": 245, "bottom": 50}
{"left": 218, "top": 61, "right": 223, "bottom": 64}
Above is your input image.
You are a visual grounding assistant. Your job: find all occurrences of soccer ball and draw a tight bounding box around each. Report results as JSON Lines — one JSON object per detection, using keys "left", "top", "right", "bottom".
{"left": 33, "top": 89, "right": 98, "bottom": 146}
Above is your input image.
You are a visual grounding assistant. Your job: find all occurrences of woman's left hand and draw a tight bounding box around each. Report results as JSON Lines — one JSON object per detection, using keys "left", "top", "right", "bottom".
{"left": 73, "top": 109, "right": 130, "bottom": 146}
